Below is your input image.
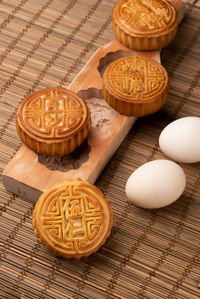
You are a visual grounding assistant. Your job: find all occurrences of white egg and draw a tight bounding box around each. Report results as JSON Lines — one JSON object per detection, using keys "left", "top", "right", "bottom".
{"left": 125, "top": 160, "right": 186, "bottom": 209}
{"left": 159, "top": 117, "right": 200, "bottom": 163}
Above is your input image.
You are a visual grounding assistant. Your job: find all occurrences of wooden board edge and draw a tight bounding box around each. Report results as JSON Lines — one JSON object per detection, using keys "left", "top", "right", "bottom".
{"left": 2, "top": 175, "right": 42, "bottom": 203}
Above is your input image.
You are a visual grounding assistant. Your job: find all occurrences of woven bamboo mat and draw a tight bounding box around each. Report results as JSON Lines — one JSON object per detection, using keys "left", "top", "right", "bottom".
{"left": 0, "top": 0, "right": 200, "bottom": 298}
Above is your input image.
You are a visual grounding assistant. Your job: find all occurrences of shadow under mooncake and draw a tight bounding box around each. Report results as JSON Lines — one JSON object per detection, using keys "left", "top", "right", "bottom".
{"left": 32, "top": 179, "right": 113, "bottom": 259}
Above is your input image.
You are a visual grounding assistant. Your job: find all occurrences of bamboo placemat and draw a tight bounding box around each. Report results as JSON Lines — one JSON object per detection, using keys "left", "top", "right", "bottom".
{"left": 0, "top": 0, "right": 200, "bottom": 298}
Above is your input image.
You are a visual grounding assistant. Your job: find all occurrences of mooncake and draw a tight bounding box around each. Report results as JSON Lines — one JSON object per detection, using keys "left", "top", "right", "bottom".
{"left": 16, "top": 88, "right": 91, "bottom": 156}
{"left": 103, "top": 56, "right": 169, "bottom": 116}
{"left": 32, "top": 179, "right": 113, "bottom": 259}
{"left": 112, "top": 0, "right": 178, "bottom": 51}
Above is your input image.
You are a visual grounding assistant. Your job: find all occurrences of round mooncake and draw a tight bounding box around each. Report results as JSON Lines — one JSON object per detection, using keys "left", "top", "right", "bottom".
{"left": 112, "top": 0, "right": 178, "bottom": 51}
{"left": 16, "top": 88, "right": 91, "bottom": 156}
{"left": 103, "top": 56, "right": 169, "bottom": 116}
{"left": 32, "top": 179, "right": 113, "bottom": 259}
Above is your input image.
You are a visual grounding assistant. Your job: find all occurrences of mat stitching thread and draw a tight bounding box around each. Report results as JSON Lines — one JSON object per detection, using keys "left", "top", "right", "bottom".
{"left": 58, "top": 16, "right": 112, "bottom": 87}
{"left": 13, "top": 240, "right": 41, "bottom": 290}
{"left": 1, "top": 3, "right": 109, "bottom": 279}
{"left": 0, "top": 0, "right": 78, "bottom": 99}
{"left": 0, "top": 0, "right": 78, "bottom": 215}
{"left": 104, "top": 16, "right": 200, "bottom": 291}
{"left": 0, "top": 2, "right": 198, "bottom": 154}
{"left": 0, "top": 0, "right": 28, "bottom": 31}
{"left": 38, "top": 257, "right": 62, "bottom": 299}
{"left": 168, "top": 10, "right": 200, "bottom": 78}
{"left": 73, "top": 123, "right": 141, "bottom": 298}
{"left": 0, "top": 285, "right": 22, "bottom": 299}
{"left": 34, "top": 13, "right": 112, "bottom": 299}
{"left": 104, "top": 137, "right": 160, "bottom": 298}
{"left": 168, "top": 25, "right": 200, "bottom": 78}
{"left": 134, "top": 89, "right": 200, "bottom": 297}
{"left": 135, "top": 35, "right": 200, "bottom": 297}
{"left": 0, "top": 2, "right": 198, "bottom": 299}
{"left": 103, "top": 4, "right": 200, "bottom": 293}
{"left": 168, "top": 254, "right": 200, "bottom": 299}
{"left": 0, "top": 0, "right": 104, "bottom": 142}
{"left": 0, "top": 0, "right": 54, "bottom": 65}
{"left": 6, "top": 2, "right": 109, "bottom": 295}
{"left": 166, "top": 173, "right": 200, "bottom": 298}
{"left": 172, "top": 68, "right": 200, "bottom": 117}
{"left": 137, "top": 199, "right": 192, "bottom": 298}
{"left": 101, "top": 14, "right": 200, "bottom": 293}
{"left": 73, "top": 121, "right": 158, "bottom": 299}
{"left": 73, "top": 207, "right": 135, "bottom": 297}
{"left": 104, "top": 140, "right": 191, "bottom": 298}
{"left": 134, "top": 26, "right": 200, "bottom": 296}
{"left": 74, "top": 253, "right": 98, "bottom": 298}
{"left": 105, "top": 210, "right": 158, "bottom": 299}
{"left": 0, "top": 194, "right": 15, "bottom": 215}
{"left": 0, "top": 205, "right": 34, "bottom": 264}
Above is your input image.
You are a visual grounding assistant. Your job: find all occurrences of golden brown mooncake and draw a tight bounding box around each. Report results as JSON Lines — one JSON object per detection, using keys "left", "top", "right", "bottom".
{"left": 112, "top": 0, "right": 178, "bottom": 51}
{"left": 16, "top": 88, "right": 91, "bottom": 156}
{"left": 103, "top": 56, "right": 169, "bottom": 116}
{"left": 32, "top": 179, "right": 113, "bottom": 259}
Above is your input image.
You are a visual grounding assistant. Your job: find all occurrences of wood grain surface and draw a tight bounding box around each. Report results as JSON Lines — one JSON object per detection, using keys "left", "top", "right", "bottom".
{"left": 2, "top": 39, "right": 161, "bottom": 202}
{"left": 2, "top": 0, "right": 184, "bottom": 203}
{"left": 0, "top": 0, "right": 200, "bottom": 299}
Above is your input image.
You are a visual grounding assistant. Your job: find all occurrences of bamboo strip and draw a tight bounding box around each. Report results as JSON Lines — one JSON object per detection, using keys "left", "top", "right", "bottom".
{"left": 0, "top": 0, "right": 200, "bottom": 298}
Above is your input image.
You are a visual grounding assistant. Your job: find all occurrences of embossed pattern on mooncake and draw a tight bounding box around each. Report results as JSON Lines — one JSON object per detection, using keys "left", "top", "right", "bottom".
{"left": 16, "top": 88, "right": 91, "bottom": 156}
{"left": 103, "top": 56, "right": 169, "bottom": 116}
{"left": 106, "top": 56, "right": 166, "bottom": 98}
{"left": 116, "top": 0, "right": 177, "bottom": 34}
{"left": 19, "top": 88, "right": 88, "bottom": 139}
{"left": 112, "top": 0, "right": 178, "bottom": 50}
{"left": 32, "top": 179, "right": 113, "bottom": 259}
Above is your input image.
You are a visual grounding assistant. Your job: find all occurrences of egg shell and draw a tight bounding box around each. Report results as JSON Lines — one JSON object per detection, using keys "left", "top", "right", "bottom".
{"left": 125, "top": 160, "right": 186, "bottom": 209}
{"left": 159, "top": 117, "right": 200, "bottom": 163}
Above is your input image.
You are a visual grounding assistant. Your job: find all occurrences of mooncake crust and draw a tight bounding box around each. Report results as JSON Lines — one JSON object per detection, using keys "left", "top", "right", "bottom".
{"left": 32, "top": 179, "right": 113, "bottom": 259}
{"left": 16, "top": 88, "right": 91, "bottom": 156}
{"left": 112, "top": 0, "right": 178, "bottom": 50}
{"left": 103, "top": 56, "right": 169, "bottom": 116}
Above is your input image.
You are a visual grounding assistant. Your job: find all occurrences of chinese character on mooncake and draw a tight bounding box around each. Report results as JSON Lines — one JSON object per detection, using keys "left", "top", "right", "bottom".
{"left": 32, "top": 179, "right": 113, "bottom": 259}
{"left": 16, "top": 88, "right": 91, "bottom": 156}
{"left": 103, "top": 56, "right": 169, "bottom": 116}
{"left": 112, "top": 0, "right": 178, "bottom": 50}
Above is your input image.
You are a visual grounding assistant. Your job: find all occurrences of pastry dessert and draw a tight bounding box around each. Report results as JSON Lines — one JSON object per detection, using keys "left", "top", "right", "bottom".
{"left": 103, "top": 56, "right": 169, "bottom": 116}
{"left": 32, "top": 179, "right": 113, "bottom": 259}
{"left": 112, "top": 0, "right": 178, "bottom": 51}
{"left": 16, "top": 88, "right": 91, "bottom": 156}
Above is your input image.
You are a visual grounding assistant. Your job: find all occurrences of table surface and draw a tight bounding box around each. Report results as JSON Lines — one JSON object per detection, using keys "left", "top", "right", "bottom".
{"left": 0, "top": 1, "right": 200, "bottom": 298}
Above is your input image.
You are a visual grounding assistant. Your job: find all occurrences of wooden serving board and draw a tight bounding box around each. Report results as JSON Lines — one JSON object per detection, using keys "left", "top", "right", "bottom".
{"left": 2, "top": 0, "right": 185, "bottom": 203}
